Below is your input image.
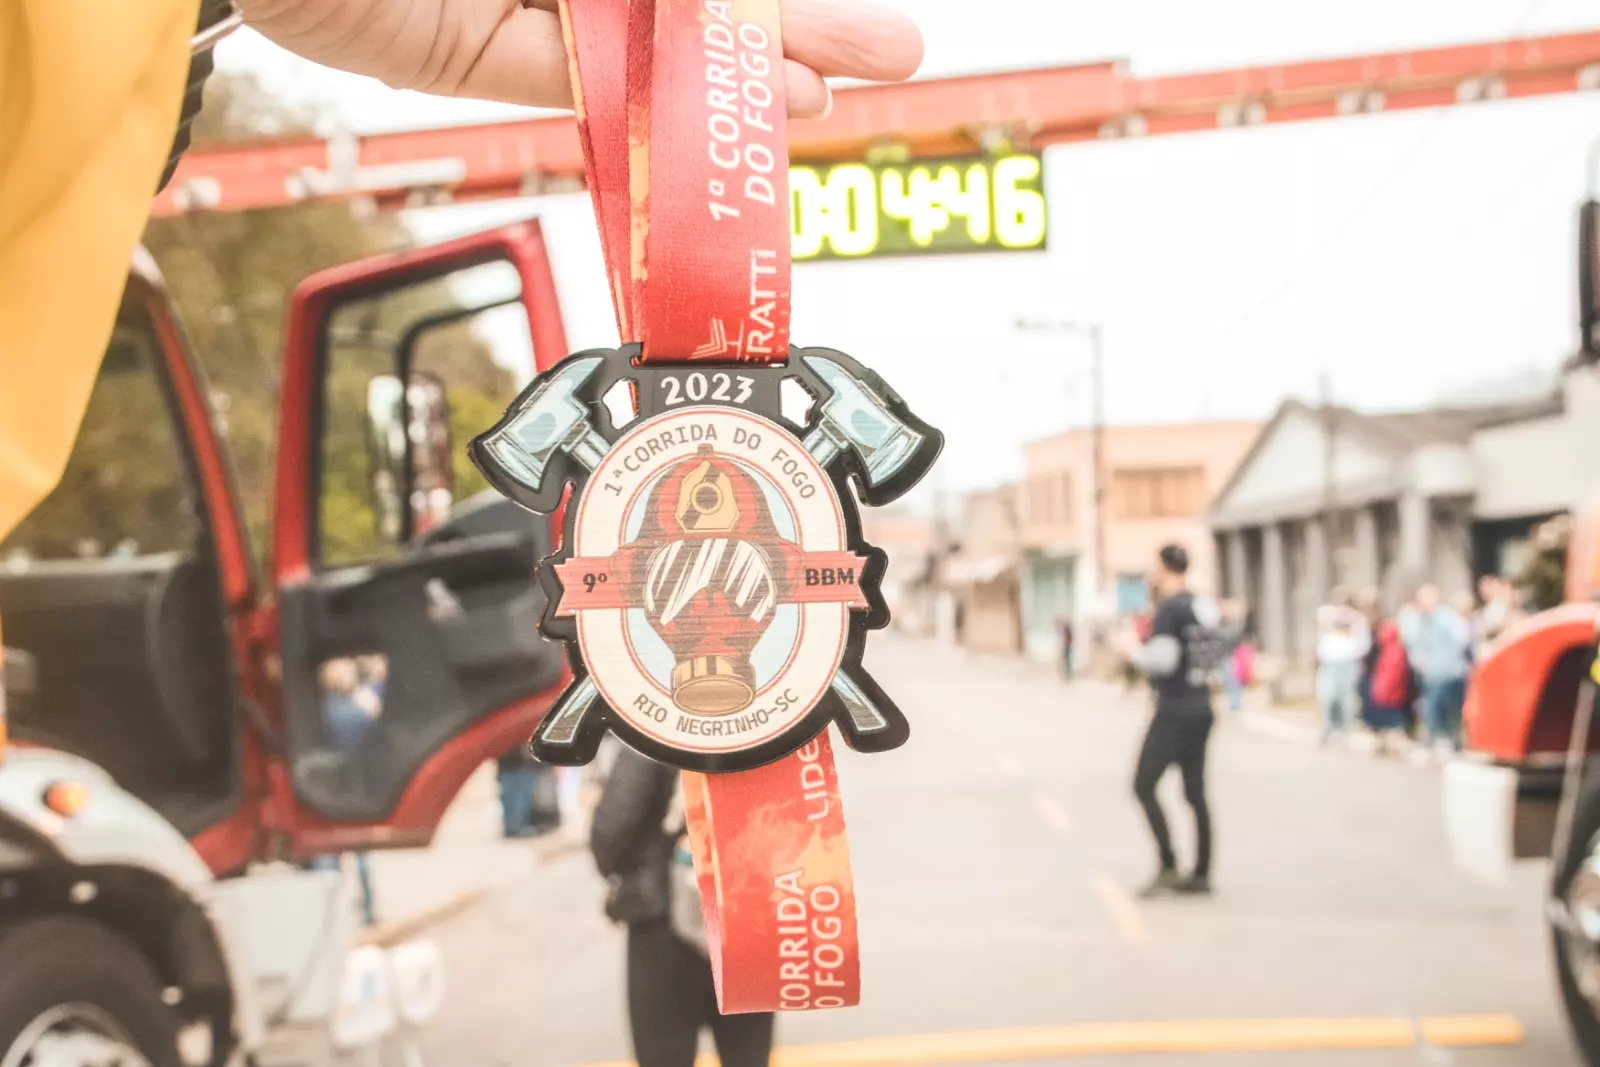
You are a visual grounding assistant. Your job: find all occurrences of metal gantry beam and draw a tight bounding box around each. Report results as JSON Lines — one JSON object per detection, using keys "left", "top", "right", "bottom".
{"left": 152, "top": 29, "right": 1600, "bottom": 218}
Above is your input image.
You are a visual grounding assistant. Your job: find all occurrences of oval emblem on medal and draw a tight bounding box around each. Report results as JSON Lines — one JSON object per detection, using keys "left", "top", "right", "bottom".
{"left": 565, "top": 406, "right": 859, "bottom": 754}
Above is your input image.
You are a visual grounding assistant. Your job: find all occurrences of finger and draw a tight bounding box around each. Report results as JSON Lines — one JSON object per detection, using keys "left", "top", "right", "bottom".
{"left": 520, "top": 0, "right": 926, "bottom": 82}
{"left": 780, "top": 0, "right": 924, "bottom": 82}
{"left": 523, "top": 0, "right": 923, "bottom": 84}
{"left": 453, "top": 7, "right": 574, "bottom": 108}
{"left": 473, "top": 8, "right": 851, "bottom": 115}
{"left": 785, "top": 59, "right": 833, "bottom": 119}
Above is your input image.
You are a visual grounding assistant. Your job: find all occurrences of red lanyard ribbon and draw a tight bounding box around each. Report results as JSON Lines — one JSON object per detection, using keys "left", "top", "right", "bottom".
{"left": 560, "top": 0, "right": 792, "bottom": 360}
{"left": 557, "top": 0, "right": 860, "bottom": 1013}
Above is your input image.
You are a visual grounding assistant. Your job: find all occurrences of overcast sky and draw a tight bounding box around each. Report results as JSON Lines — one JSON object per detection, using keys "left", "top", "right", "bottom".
{"left": 217, "top": 0, "right": 1600, "bottom": 496}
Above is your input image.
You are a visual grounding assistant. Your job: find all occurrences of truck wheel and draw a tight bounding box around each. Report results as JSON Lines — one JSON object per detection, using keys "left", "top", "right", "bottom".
{"left": 1553, "top": 785, "right": 1600, "bottom": 1064}
{"left": 0, "top": 917, "right": 181, "bottom": 1067}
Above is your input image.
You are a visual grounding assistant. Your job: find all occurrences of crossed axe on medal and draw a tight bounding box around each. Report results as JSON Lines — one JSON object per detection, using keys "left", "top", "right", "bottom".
{"left": 474, "top": 352, "right": 935, "bottom": 752}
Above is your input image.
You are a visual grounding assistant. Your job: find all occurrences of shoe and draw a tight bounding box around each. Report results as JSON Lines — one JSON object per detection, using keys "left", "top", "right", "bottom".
{"left": 1174, "top": 874, "right": 1213, "bottom": 895}
{"left": 1138, "top": 868, "right": 1183, "bottom": 898}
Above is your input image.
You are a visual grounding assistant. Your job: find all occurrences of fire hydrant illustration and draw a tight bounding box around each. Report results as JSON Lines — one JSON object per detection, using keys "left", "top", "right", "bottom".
{"left": 632, "top": 446, "right": 788, "bottom": 716}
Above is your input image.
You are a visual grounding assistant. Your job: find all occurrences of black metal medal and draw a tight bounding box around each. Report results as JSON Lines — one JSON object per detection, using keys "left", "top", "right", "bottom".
{"left": 469, "top": 345, "right": 943, "bottom": 773}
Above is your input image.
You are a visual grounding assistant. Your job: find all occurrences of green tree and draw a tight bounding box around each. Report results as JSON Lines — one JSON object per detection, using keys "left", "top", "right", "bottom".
{"left": 139, "top": 72, "right": 517, "bottom": 571}
{"left": 4, "top": 319, "right": 195, "bottom": 559}
{"left": 1517, "top": 516, "right": 1571, "bottom": 613}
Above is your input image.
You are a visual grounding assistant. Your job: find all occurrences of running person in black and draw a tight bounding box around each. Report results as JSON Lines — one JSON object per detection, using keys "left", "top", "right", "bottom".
{"left": 1118, "top": 544, "right": 1226, "bottom": 897}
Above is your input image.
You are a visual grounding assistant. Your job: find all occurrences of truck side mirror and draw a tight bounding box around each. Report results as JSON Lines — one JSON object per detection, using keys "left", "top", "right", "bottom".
{"left": 365, "top": 375, "right": 408, "bottom": 544}
{"left": 364, "top": 372, "right": 456, "bottom": 544}
{"left": 1582, "top": 199, "right": 1600, "bottom": 360}
{"left": 404, "top": 371, "right": 455, "bottom": 538}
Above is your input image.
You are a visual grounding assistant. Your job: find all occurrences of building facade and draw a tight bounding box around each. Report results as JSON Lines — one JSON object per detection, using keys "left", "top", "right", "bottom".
{"left": 858, "top": 508, "right": 943, "bottom": 638}
{"left": 1210, "top": 367, "right": 1600, "bottom": 673}
{"left": 945, "top": 484, "right": 1023, "bottom": 655}
{"left": 1018, "top": 421, "right": 1260, "bottom": 666}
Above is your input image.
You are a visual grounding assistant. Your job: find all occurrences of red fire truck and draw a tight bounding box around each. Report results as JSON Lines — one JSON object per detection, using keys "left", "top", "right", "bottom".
{"left": 1444, "top": 187, "right": 1600, "bottom": 1062}
{"left": 0, "top": 221, "right": 570, "bottom": 1065}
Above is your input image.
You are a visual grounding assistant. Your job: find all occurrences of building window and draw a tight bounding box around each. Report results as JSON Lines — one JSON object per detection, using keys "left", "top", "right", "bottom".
{"left": 1111, "top": 467, "right": 1205, "bottom": 520}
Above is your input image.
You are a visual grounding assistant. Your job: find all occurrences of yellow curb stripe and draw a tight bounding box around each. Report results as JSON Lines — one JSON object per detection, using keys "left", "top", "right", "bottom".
{"left": 1091, "top": 871, "right": 1150, "bottom": 945}
{"left": 1418, "top": 1013, "right": 1525, "bottom": 1047}
{"left": 771, "top": 1019, "right": 1416, "bottom": 1066}
{"left": 580, "top": 1015, "right": 1522, "bottom": 1067}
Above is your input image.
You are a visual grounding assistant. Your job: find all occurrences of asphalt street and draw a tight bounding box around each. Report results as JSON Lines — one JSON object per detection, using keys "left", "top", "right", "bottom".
{"left": 410, "top": 635, "right": 1583, "bottom": 1067}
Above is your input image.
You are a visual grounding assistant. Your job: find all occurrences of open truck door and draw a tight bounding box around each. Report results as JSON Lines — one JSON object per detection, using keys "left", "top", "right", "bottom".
{"left": 271, "top": 221, "right": 571, "bottom": 853}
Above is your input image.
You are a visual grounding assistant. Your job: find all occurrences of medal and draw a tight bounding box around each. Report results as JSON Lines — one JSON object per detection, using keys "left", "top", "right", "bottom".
{"left": 474, "top": 346, "right": 938, "bottom": 771}
{"left": 471, "top": 0, "right": 941, "bottom": 1013}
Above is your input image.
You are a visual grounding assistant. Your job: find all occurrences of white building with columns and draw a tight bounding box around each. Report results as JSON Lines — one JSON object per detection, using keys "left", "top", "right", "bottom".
{"left": 1209, "top": 364, "right": 1600, "bottom": 674}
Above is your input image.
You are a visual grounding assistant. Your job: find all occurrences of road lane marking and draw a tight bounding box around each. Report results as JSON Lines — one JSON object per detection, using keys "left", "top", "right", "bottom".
{"left": 1091, "top": 871, "right": 1150, "bottom": 945}
{"left": 580, "top": 1015, "right": 1521, "bottom": 1067}
{"left": 1032, "top": 791, "right": 1070, "bottom": 832}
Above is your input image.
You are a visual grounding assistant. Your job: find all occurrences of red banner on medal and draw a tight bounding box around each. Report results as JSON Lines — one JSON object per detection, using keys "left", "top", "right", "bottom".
{"left": 553, "top": 551, "right": 872, "bottom": 614}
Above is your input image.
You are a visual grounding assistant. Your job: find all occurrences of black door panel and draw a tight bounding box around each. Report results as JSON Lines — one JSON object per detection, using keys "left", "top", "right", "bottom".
{"left": 317, "top": 531, "right": 531, "bottom": 609}
{"left": 281, "top": 499, "right": 563, "bottom": 823}
{"left": 0, "top": 554, "right": 234, "bottom": 831}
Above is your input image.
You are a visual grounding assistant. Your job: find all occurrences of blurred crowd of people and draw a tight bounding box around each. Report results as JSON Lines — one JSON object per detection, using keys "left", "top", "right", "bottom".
{"left": 1313, "top": 576, "right": 1524, "bottom": 757}
{"left": 1093, "top": 571, "right": 1531, "bottom": 759}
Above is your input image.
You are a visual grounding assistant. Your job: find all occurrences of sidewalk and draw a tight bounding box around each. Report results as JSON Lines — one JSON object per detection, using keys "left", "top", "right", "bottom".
{"left": 362, "top": 762, "right": 583, "bottom": 942}
{"left": 258, "top": 765, "right": 585, "bottom": 1065}
{"left": 944, "top": 636, "right": 1423, "bottom": 758}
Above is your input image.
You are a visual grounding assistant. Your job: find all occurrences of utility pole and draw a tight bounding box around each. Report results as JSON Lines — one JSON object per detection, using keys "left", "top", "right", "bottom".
{"left": 1087, "top": 324, "right": 1107, "bottom": 611}
{"left": 1318, "top": 369, "right": 1338, "bottom": 590}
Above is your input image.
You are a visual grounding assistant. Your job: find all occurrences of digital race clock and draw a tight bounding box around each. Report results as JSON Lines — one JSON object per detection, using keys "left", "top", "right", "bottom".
{"left": 789, "top": 153, "right": 1048, "bottom": 262}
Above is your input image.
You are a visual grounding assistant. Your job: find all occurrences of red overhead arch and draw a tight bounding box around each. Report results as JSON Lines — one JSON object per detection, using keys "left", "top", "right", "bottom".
{"left": 153, "top": 29, "right": 1600, "bottom": 218}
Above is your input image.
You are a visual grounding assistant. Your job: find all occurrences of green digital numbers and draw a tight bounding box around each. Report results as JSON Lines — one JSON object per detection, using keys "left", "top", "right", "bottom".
{"left": 789, "top": 153, "right": 1048, "bottom": 262}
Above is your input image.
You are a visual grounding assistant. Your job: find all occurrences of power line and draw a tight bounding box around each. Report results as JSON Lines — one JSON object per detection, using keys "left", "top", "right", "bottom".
{"left": 1195, "top": 110, "right": 1458, "bottom": 369}
{"left": 1307, "top": 114, "right": 1587, "bottom": 384}
{"left": 1193, "top": 0, "right": 1557, "bottom": 407}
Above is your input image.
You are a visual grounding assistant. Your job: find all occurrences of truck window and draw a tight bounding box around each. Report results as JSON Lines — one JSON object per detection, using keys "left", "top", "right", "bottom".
{"left": 0, "top": 290, "right": 235, "bottom": 836}
{"left": 2, "top": 312, "right": 200, "bottom": 562}
{"left": 315, "top": 260, "right": 527, "bottom": 567}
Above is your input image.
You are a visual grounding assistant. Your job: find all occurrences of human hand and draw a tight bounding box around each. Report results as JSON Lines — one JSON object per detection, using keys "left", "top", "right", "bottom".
{"left": 237, "top": 0, "right": 923, "bottom": 118}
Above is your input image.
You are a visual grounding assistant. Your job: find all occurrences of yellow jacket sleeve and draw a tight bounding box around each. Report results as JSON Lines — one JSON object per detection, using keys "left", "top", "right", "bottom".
{"left": 0, "top": 0, "right": 199, "bottom": 541}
